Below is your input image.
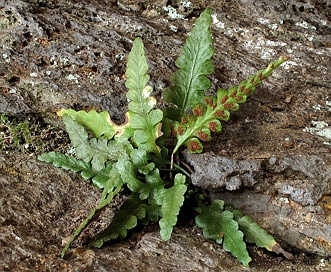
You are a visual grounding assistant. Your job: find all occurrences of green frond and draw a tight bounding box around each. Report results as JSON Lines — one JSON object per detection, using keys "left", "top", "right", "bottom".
{"left": 163, "top": 8, "right": 214, "bottom": 121}
{"left": 93, "top": 194, "right": 148, "bottom": 247}
{"left": 195, "top": 200, "right": 251, "bottom": 266}
{"left": 38, "top": 8, "right": 289, "bottom": 265}
{"left": 228, "top": 207, "right": 293, "bottom": 259}
{"left": 156, "top": 173, "right": 187, "bottom": 241}
{"left": 58, "top": 108, "right": 133, "bottom": 139}
{"left": 38, "top": 152, "right": 112, "bottom": 189}
{"left": 61, "top": 170, "right": 123, "bottom": 258}
{"left": 62, "top": 115, "right": 132, "bottom": 170}
{"left": 125, "top": 37, "right": 163, "bottom": 155}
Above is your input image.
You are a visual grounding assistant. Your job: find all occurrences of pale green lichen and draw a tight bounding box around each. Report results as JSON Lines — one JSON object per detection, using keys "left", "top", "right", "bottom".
{"left": 305, "top": 98, "right": 331, "bottom": 145}
{"left": 304, "top": 121, "right": 331, "bottom": 145}
{"left": 162, "top": 2, "right": 193, "bottom": 20}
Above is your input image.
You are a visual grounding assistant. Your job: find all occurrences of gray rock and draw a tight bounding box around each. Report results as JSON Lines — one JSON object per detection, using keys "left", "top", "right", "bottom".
{"left": 186, "top": 152, "right": 262, "bottom": 190}
{"left": 187, "top": 152, "right": 331, "bottom": 255}
{"left": 187, "top": 153, "right": 331, "bottom": 207}
{"left": 215, "top": 191, "right": 331, "bottom": 257}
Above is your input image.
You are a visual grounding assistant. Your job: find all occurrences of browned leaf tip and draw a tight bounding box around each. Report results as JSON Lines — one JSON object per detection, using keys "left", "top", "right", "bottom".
{"left": 271, "top": 243, "right": 294, "bottom": 260}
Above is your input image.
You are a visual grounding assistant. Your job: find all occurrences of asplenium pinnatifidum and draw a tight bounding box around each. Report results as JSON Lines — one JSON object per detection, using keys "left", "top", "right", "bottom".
{"left": 38, "top": 8, "right": 292, "bottom": 266}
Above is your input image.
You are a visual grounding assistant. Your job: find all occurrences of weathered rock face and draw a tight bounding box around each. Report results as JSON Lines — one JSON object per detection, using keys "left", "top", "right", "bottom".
{"left": 187, "top": 153, "right": 331, "bottom": 206}
{"left": 1, "top": 0, "right": 331, "bottom": 271}
{"left": 186, "top": 152, "right": 331, "bottom": 256}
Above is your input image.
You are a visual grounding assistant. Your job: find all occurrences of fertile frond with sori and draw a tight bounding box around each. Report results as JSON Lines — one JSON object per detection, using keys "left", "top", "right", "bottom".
{"left": 171, "top": 56, "right": 289, "bottom": 154}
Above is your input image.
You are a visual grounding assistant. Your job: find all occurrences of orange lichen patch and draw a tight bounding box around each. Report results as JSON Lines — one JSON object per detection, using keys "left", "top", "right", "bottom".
{"left": 314, "top": 236, "right": 331, "bottom": 248}
{"left": 318, "top": 195, "right": 331, "bottom": 222}
{"left": 318, "top": 195, "right": 331, "bottom": 210}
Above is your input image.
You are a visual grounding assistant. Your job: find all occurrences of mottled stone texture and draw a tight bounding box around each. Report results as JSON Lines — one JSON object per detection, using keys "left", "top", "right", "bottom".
{"left": 1, "top": 0, "right": 330, "bottom": 271}
{"left": 186, "top": 152, "right": 331, "bottom": 256}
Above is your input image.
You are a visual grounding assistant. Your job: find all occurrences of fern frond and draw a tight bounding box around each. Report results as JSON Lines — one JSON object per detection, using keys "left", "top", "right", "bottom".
{"left": 61, "top": 168, "right": 123, "bottom": 258}
{"left": 163, "top": 8, "right": 214, "bottom": 121}
{"left": 195, "top": 200, "right": 251, "bottom": 266}
{"left": 115, "top": 155, "right": 148, "bottom": 197}
{"left": 92, "top": 194, "right": 148, "bottom": 248}
{"left": 58, "top": 108, "right": 133, "bottom": 139}
{"left": 155, "top": 173, "right": 187, "bottom": 241}
{"left": 38, "top": 151, "right": 112, "bottom": 189}
{"left": 62, "top": 115, "right": 133, "bottom": 170}
{"left": 220, "top": 211, "right": 251, "bottom": 266}
{"left": 195, "top": 199, "right": 225, "bottom": 243}
{"left": 172, "top": 56, "right": 289, "bottom": 154}
{"left": 229, "top": 207, "right": 294, "bottom": 259}
{"left": 115, "top": 149, "right": 166, "bottom": 200}
{"left": 125, "top": 37, "right": 163, "bottom": 155}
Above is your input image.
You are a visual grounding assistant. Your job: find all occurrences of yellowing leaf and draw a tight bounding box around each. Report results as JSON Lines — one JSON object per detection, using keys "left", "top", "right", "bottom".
{"left": 58, "top": 108, "right": 133, "bottom": 139}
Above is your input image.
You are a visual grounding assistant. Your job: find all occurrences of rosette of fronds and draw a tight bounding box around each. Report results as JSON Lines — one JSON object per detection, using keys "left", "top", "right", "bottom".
{"left": 38, "top": 7, "right": 291, "bottom": 266}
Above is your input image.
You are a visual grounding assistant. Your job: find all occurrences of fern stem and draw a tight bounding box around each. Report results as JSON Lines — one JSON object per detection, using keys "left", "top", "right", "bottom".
{"left": 60, "top": 186, "right": 122, "bottom": 258}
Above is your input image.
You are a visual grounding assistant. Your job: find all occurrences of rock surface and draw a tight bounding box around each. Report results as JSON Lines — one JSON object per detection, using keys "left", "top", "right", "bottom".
{"left": 1, "top": 0, "right": 331, "bottom": 271}
{"left": 186, "top": 152, "right": 331, "bottom": 256}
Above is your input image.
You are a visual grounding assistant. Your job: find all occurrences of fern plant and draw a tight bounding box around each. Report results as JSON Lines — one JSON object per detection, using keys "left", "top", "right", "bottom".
{"left": 38, "top": 8, "right": 291, "bottom": 266}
